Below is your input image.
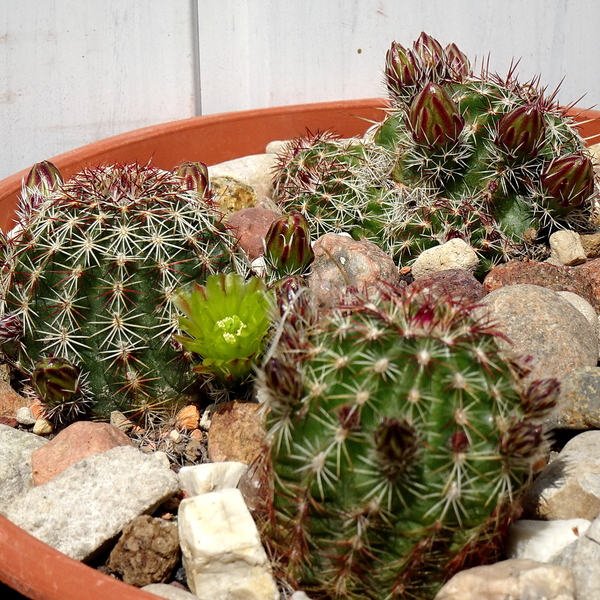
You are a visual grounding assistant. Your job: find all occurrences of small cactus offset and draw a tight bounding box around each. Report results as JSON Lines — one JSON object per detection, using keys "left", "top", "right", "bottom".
{"left": 0, "top": 161, "right": 243, "bottom": 421}
{"left": 272, "top": 33, "right": 597, "bottom": 270}
{"left": 258, "top": 284, "right": 558, "bottom": 599}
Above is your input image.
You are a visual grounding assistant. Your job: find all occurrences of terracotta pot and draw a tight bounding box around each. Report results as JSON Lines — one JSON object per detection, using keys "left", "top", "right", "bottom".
{"left": 0, "top": 99, "right": 599, "bottom": 600}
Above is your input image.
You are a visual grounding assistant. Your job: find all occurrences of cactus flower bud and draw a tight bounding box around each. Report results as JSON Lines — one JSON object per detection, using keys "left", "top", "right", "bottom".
{"left": 413, "top": 32, "right": 445, "bottom": 75}
{"left": 541, "top": 154, "right": 595, "bottom": 211}
{"left": 174, "top": 161, "right": 210, "bottom": 196}
{"left": 495, "top": 105, "right": 546, "bottom": 157}
{"left": 520, "top": 378, "right": 560, "bottom": 419}
{"left": 408, "top": 82, "right": 465, "bottom": 148}
{"left": 499, "top": 421, "right": 544, "bottom": 460}
{"left": 25, "top": 160, "right": 63, "bottom": 196}
{"left": 444, "top": 42, "right": 471, "bottom": 80}
{"left": 385, "top": 41, "right": 422, "bottom": 100}
{"left": 264, "top": 211, "right": 314, "bottom": 276}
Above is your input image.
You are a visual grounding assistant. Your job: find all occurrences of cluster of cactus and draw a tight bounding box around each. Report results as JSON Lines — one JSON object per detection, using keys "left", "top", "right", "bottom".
{"left": 273, "top": 32, "right": 597, "bottom": 271}
{"left": 258, "top": 282, "right": 558, "bottom": 599}
{"left": 0, "top": 160, "right": 244, "bottom": 422}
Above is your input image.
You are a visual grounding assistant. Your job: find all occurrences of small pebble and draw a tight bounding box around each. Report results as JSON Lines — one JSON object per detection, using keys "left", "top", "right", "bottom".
{"left": 32, "top": 419, "right": 54, "bottom": 436}
{"left": 16, "top": 406, "right": 36, "bottom": 426}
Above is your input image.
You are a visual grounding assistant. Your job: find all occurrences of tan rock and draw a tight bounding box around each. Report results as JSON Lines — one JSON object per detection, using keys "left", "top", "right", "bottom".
{"left": 211, "top": 176, "right": 259, "bottom": 216}
{"left": 31, "top": 421, "right": 134, "bottom": 485}
{"left": 175, "top": 404, "right": 200, "bottom": 431}
{"left": 0, "top": 379, "right": 28, "bottom": 417}
{"left": 549, "top": 230, "right": 587, "bottom": 266}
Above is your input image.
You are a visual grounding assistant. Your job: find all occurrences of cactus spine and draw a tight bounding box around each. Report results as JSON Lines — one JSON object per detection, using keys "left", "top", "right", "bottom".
{"left": 259, "top": 284, "right": 558, "bottom": 599}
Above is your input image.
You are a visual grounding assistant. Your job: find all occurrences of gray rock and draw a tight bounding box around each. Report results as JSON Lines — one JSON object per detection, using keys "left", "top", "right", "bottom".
{"left": 477, "top": 284, "right": 598, "bottom": 385}
{"left": 553, "top": 514, "right": 600, "bottom": 599}
{"left": 2, "top": 445, "right": 178, "bottom": 561}
{"left": 142, "top": 584, "right": 198, "bottom": 600}
{"left": 523, "top": 430, "right": 600, "bottom": 520}
{"left": 0, "top": 424, "right": 47, "bottom": 511}
{"left": 15, "top": 406, "right": 36, "bottom": 426}
{"left": 547, "top": 366, "right": 600, "bottom": 429}
{"left": 434, "top": 559, "right": 575, "bottom": 600}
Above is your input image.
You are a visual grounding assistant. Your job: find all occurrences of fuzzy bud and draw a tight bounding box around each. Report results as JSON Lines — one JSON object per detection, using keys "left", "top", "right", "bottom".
{"left": 375, "top": 417, "right": 419, "bottom": 481}
{"left": 385, "top": 41, "right": 423, "bottom": 101}
{"left": 174, "top": 161, "right": 210, "bottom": 196}
{"left": 265, "top": 211, "right": 314, "bottom": 277}
{"left": 495, "top": 105, "right": 546, "bottom": 157}
{"left": 520, "top": 378, "right": 560, "bottom": 418}
{"left": 499, "top": 421, "right": 543, "bottom": 460}
{"left": 413, "top": 32, "right": 445, "bottom": 76}
{"left": 25, "top": 161, "right": 63, "bottom": 196}
{"left": 541, "top": 154, "right": 596, "bottom": 211}
{"left": 408, "top": 83, "right": 465, "bottom": 148}
{"left": 444, "top": 43, "right": 471, "bottom": 80}
{"left": 0, "top": 313, "right": 23, "bottom": 344}
{"left": 32, "top": 357, "right": 81, "bottom": 408}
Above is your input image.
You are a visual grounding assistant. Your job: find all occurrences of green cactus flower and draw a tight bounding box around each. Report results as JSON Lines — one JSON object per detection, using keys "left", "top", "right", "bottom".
{"left": 174, "top": 273, "right": 273, "bottom": 386}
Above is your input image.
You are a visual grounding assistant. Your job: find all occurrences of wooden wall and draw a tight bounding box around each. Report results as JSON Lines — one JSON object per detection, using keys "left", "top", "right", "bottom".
{"left": 1, "top": 0, "right": 599, "bottom": 180}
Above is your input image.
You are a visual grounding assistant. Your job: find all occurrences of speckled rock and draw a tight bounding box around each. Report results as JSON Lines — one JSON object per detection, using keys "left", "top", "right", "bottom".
{"left": 407, "top": 268, "right": 486, "bottom": 304}
{"left": 211, "top": 176, "right": 259, "bottom": 216}
{"left": 524, "top": 430, "right": 600, "bottom": 521}
{"left": 547, "top": 367, "right": 600, "bottom": 429}
{"left": 208, "top": 154, "right": 278, "bottom": 199}
{"left": 31, "top": 420, "right": 133, "bottom": 485}
{"left": 477, "top": 284, "right": 598, "bottom": 385}
{"left": 0, "top": 380, "right": 28, "bottom": 418}
{"left": 308, "top": 233, "right": 402, "bottom": 307}
{"left": 207, "top": 402, "right": 267, "bottom": 466}
{"left": 555, "top": 291, "right": 599, "bottom": 348}
{"left": 106, "top": 515, "right": 180, "bottom": 587}
{"left": 580, "top": 231, "right": 600, "bottom": 258}
{"left": 227, "top": 207, "right": 280, "bottom": 261}
{"left": 411, "top": 238, "right": 479, "bottom": 279}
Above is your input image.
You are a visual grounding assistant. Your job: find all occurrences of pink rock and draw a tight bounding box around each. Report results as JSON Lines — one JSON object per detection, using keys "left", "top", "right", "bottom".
{"left": 408, "top": 268, "right": 486, "bottom": 305}
{"left": 227, "top": 207, "right": 280, "bottom": 261}
{"left": 31, "top": 421, "right": 134, "bottom": 486}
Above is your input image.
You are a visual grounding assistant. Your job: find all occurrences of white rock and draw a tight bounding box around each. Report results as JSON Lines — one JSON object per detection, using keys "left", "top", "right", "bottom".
{"left": 290, "top": 593, "right": 313, "bottom": 600}
{"left": 208, "top": 154, "right": 278, "bottom": 198}
{"left": 15, "top": 406, "right": 36, "bottom": 426}
{"left": 549, "top": 230, "right": 587, "bottom": 266}
{"left": 178, "top": 488, "right": 278, "bottom": 600}
{"left": 507, "top": 519, "right": 591, "bottom": 563}
{"left": 179, "top": 462, "right": 248, "bottom": 497}
{"left": 265, "top": 140, "right": 288, "bottom": 154}
{"left": 411, "top": 238, "right": 479, "bottom": 279}
{"left": 142, "top": 583, "right": 198, "bottom": 600}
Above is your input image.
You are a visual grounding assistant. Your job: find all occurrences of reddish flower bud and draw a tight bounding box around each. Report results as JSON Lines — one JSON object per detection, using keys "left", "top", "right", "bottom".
{"left": 25, "top": 160, "right": 63, "bottom": 196}
{"left": 495, "top": 105, "right": 546, "bottom": 157}
{"left": 541, "top": 154, "right": 595, "bottom": 211}
{"left": 444, "top": 43, "right": 471, "bottom": 80}
{"left": 413, "top": 32, "right": 445, "bottom": 75}
{"left": 265, "top": 211, "right": 314, "bottom": 276}
{"left": 385, "top": 41, "right": 423, "bottom": 100}
{"left": 32, "top": 357, "right": 82, "bottom": 410}
{"left": 521, "top": 378, "right": 560, "bottom": 418}
{"left": 174, "top": 161, "right": 210, "bottom": 196}
{"left": 499, "top": 421, "right": 543, "bottom": 460}
{"left": 408, "top": 83, "right": 465, "bottom": 148}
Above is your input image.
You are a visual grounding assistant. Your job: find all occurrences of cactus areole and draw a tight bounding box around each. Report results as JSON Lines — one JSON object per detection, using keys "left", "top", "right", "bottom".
{"left": 259, "top": 284, "right": 558, "bottom": 599}
{"left": 0, "top": 162, "right": 241, "bottom": 420}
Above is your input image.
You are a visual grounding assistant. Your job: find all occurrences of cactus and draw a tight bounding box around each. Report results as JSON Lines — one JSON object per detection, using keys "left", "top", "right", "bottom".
{"left": 0, "top": 161, "right": 244, "bottom": 422}
{"left": 272, "top": 33, "right": 596, "bottom": 271}
{"left": 258, "top": 283, "right": 558, "bottom": 599}
{"left": 173, "top": 272, "right": 273, "bottom": 387}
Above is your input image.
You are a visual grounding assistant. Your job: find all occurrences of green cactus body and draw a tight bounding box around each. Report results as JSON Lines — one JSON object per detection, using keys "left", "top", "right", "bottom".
{"left": 272, "top": 34, "right": 596, "bottom": 271}
{"left": 1, "top": 162, "right": 242, "bottom": 420}
{"left": 259, "top": 285, "right": 557, "bottom": 599}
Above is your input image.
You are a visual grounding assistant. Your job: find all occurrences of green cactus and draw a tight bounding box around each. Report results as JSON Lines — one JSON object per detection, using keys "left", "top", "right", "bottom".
{"left": 258, "top": 283, "right": 558, "bottom": 599}
{"left": 272, "top": 32, "right": 596, "bottom": 271}
{"left": 0, "top": 161, "right": 244, "bottom": 421}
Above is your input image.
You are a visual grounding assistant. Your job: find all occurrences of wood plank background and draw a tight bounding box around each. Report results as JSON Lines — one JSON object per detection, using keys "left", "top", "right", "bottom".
{"left": 1, "top": 0, "right": 599, "bottom": 181}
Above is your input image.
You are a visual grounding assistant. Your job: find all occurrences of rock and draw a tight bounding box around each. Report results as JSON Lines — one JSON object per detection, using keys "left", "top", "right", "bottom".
{"left": 141, "top": 583, "right": 198, "bottom": 600}
{"left": 308, "top": 233, "right": 402, "bottom": 307}
{"left": 407, "top": 268, "right": 487, "bottom": 304}
{"left": 477, "top": 284, "right": 598, "bottom": 385}
{"left": 0, "top": 424, "right": 47, "bottom": 512}
{"left": 2, "top": 445, "right": 179, "bottom": 561}
{"left": 549, "top": 230, "right": 587, "bottom": 266}
{"left": 110, "top": 410, "right": 134, "bottom": 433}
{"left": 580, "top": 231, "right": 600, "bottom": 258}
{"left": 523, "top": 430, "right": 600, "bottom": 520}
{"left": 0, "top": 416, "right": 17, "bottom": 428}
{"left": 227, "top": 207, "right": 280, "bottom": 261}
{"left": 0, "top": 380, "right": 28, "bottom": 418}
{"left": 208, "top": 401, "right": 267, "bottom": 465}
{"left": 179, "top": 462, "right": 248, "bottom": 497}
{"left": 15, "top": 406, "right": 36, "bottom": 426}
{"left": 553, "top": 513, "right": 600, "bottom": 599}
{"left": 265, "top": 140, "right": 287, "bottom": 154}
{"left": 178, "top": 488, "right": 279, "bottom": 600}
{"left": 211, "top": 176, "right": 260, "bottom": 216}
{"left": 547, "top": 367, "right": 600, "bottom": 429}
{"left": 32, "top": 418, "right": 53, "bottom": 436}
{"left": 208, "top": 154, "right": 278, "bottom": 199}
{"left": 506, "top": 518, "right": 591, "bottom": 562}
{"left": 31, "top": 420, "right": 134, "bottom": 485}
{"left": 106, "top": 515, "right": 180, "bottom": 587}
{"left": 411, "top": 238, "right": 479, "bottom": 279}
{"left": 555, "top": 291, "right": 599, "bottom": 352}
{"left": 434, "top": 559, "right": 576, "bottom": 600}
